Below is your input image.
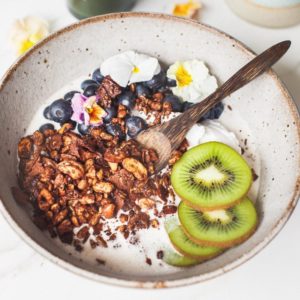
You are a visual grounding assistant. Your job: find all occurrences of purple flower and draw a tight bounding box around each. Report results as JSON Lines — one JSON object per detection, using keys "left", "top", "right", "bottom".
{"left": 71, "top": 93, "right": 106, "bottom": 126}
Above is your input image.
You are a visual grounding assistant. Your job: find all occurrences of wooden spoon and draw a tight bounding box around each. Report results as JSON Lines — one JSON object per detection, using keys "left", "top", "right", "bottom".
{"left": 136, "top": 40, "right": 291, "bottom": 172}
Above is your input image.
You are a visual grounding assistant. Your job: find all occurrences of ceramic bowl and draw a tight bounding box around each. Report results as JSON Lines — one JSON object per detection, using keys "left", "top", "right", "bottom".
{"left": 0, "top": 13, "right": 299, "bottom": 288}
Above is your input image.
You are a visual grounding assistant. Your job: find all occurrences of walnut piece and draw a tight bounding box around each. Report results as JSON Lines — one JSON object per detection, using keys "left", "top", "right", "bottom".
{"left": 122, "top": 158, "right": 148, "bottom": 181}
{"left": 57, "top": 160, "right": 84, "bottom": 180}
{"left": 93, "top": 181, "right": 114, "bottom": 194}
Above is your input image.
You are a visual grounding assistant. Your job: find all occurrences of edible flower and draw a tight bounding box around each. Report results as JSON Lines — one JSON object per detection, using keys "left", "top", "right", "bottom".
{"left": 173, "top": 0, "right": 202, "bottom": 19}
{"left": 9, "top": 16, "right": 49, "bottom": 56}
{"left": 71, "top": 94, "right": 106, "bottom": 126}
{"left": 167, "top": 60, "right": 218, "bottom": 103}
{"left": 100, "top": 50, "right": 161, "bottom": 87}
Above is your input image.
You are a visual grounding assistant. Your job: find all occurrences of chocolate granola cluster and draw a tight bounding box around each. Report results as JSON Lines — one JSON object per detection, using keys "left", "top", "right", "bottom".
{"left": 18, "top": 120, "right": 187, "bottom": 249}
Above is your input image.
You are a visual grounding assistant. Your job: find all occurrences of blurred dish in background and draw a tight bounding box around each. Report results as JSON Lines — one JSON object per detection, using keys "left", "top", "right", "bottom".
{"left": 172, "top": 0, "right": 202, "bottom": 19}
{"left": 67, "top": 0, "right": 137, "bottom": 19}
{"left": 226, "top": 0, "right": 300, "bottom": 27}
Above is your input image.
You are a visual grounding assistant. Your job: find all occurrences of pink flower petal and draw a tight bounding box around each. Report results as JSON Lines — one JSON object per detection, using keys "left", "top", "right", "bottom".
{"left": 71, "top": 93, "right": 86, "bottom": 124}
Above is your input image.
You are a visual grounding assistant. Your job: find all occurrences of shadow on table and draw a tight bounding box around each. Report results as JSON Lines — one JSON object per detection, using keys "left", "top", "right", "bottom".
{"left": 276, "top": 64, "right": 300, "bottom": 110}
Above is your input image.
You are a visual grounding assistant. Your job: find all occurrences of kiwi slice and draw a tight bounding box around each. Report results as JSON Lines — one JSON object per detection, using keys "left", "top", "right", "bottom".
{"left": 171, "top": 142, "right": 252, "bottom": 210}
{"left": 178, "top": 197, "right": 257, "bottom": 248}
{"left": 165, "top": 220, "right": 222, "bottom": 259}
{"left": 163, "top": 249, "right": 203, "bottom": 267}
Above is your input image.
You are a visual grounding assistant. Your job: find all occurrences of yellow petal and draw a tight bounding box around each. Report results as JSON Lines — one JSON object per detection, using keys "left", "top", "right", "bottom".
{"left": 18, "top": 39, "right": 35, "bottom": 55}
{"left": 173, "top": 0, "right": 202, "bottom": 18}
{"left": 89, "top": 104, "right": 106, "bottom": 125}
{"left": 176, "top": 64, "right": 193, "bottom": 87}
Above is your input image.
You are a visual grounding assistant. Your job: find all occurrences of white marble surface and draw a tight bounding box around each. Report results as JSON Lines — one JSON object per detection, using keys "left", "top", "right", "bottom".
{"left": 0, "top": 0, "right": 300, "bottom": 299}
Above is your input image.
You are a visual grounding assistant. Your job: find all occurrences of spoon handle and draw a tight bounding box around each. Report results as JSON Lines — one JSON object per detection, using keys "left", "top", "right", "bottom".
{"left": 185, "top": 40, "right": 291, "bottom": 124}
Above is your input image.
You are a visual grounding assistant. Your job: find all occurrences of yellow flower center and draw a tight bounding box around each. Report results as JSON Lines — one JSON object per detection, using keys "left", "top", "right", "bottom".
{"left": 85, "top": 101, "right": 106, "bottom": 125}
{"left": 173, "top": 0, "right": 201, "bottom": 17}
{"left": 133, "top": 66, "right": 140, "bottom": 73}
{"left": 175, "top": 64, "right": 193, "bottom": 87}
{"left": 18, "top": 33, "right": 44, "bottom": 55}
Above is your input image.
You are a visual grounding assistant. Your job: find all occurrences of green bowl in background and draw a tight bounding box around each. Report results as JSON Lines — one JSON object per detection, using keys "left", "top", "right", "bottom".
{"left": 67, "top": 0, "right": 137, "bottom": 19}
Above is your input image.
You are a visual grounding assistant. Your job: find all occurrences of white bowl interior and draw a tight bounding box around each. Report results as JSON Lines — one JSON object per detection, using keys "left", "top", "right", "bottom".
{"left": 0, "top": 13, "right": 299, "bottom": 288}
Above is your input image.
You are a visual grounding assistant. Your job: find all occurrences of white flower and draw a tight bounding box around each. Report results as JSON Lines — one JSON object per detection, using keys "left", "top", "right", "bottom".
{"left": 167, "top": 60, "right": 218, "bottom": 103}
{"left": 100, "top": 51, "right": 161, "bottom": 87}
{"left": 9, "top": 16, "right": 49, "bottom": 56}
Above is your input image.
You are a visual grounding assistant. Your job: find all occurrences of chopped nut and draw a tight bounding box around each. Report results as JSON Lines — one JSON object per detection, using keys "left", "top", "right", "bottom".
{"left": 93, "top": 223, "right": 103, "bottom": 235}
{"left": 79, "top": 194, "right": 95, "bottom": 205}
{"left": 77, "top": 179, "right": 87, "bottom": 190}
{"left": 108, "top": 162, "right": 118, "bottom": 172}
{"left": 117, "top": 224, "right": 127, "bottom": 232}
{"left": 89, "top": 213, "right": 101, "bottom": 226}
{"left": 47, "top": 134, "right": 63, "bottom": 151}
{"left": 18, "top": 137, "right": 33, "bottom": 158}
{"left": 37, "top": 188, "right": 54, "bottom": 211}
{"left": 33, "top": 131, "right": 44, "bottom": 146}
{"left": 149, "top": 101, "right": 162, "bottom": 111}
{"left": 96, "top": 169, "right": 103, "bottom": 181}
{"left": 117, "top": 104, "right": 127, "bottom": 119}
{"left": 101, "top": 203, "right": 115, "bottom": 219}
{"left": 96, "top": 235, "right": 108, "bottom": 248}
{"left": 137, "top": 198, "right": 155, "bottom": 210}
{"left": 114, "top": 189, "right": 127, "bottom": 210}
{"left": 58, "top": 122, "right": 74, "bottom": 134}
{"left": 76, "top": 226, "right": 90, "bottom": 243}
{"left": 89, "top": 239, "right": 98, "bottom": 249}
{"left": 109, "top": 169, "right": 135, "bottom": 191}
{"left": 162, "top": 205, "right": 177, "bottom": 215}
{"left": 93, "top": 181, "right": 114, "bottom": 194}
{"left": 53, "top": 209, "right": 68, "bottom": 225}
{"left": 157, "top": 250, "right": 164, "bottom": 259}
{"left": 104, "top": 149, "right": 126, "bottom": 163}
{"left": 100, "top": 131, "right": 113, "bottom": 141}
{"left": 122, "top": 158, "right": 148, "bottom": 181}
{"left": 57, "top": 160, "right": 84, "bottom": 180}
{"left": 151, "top": 219, "right": 160, "bottom": 228}
{"left": 119, "top": 214, "right": 128, "bottom": 223}
{"left": 168, "top": 150, "right": 182, "bottom": 165}
{"left": 146, "top": 257, "right": 152, "bottom": 265}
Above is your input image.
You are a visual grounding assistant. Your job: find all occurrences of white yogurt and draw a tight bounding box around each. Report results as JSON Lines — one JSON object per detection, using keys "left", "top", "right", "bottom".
{"left": 25, "top": 75, "right": 261, "bottom": 276}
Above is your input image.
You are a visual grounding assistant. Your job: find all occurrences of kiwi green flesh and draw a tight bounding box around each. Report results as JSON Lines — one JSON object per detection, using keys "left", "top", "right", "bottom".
{"left": 178, "top": 197, "right": 257, "bottom": 248}
{"left": 168, "top": 225, "right": 222, "bottom": 258}
{"left": 171, "top": 142, "right": 252, "bottom": 210}
{"left": 163, "top": 249, "right": 203, "bottom": 267}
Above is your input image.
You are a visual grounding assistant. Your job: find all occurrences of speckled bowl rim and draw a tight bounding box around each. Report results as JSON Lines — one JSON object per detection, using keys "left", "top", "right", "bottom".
{"left": 0, "top": 12, "right": 299, "bottom": 289}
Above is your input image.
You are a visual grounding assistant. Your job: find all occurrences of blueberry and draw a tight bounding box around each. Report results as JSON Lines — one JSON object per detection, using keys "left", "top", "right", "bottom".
{"left": 103, "top": 106, "right": 117, "bottom": 123}
{"left": 83, "top": 84, "right": 98, "bottom": 97}
{"left": 39, "top": 123, "right": 54, "bottom": 133}
{"left": 211, "top": 102, "right": 224, "bottom": 119}
{"left": 80, "top": 79, "right": 98, "bottom": 90}
{"left": 64, "top": 90, "right": 80, "bottom": 102}
{"left": 117, "top": 91, "right": 136, "bottom": 110}
{"left": 166, "top": 77, "right": 177, "bottom": 87}
{"left": 49, "top": 99, "right": 73, "bottom": 123}
{"left": 43, "top": 106, "right": 52, "bottom": 120}
{"left": 163, "top": 94, "right": 183, "bottom": 112}
{"left": 144, "top": 71, "right": 166, "bottom": 91}
{"left": 106, "top": 124, "right": 126, "bottom": 140}
{"left": 126, "top": 116, "right": 147, "bottom": 138}
{"left": 135, "top": 84, "right": 151, "bottom": 98}
{"left": 199, "top": 102, "right": 225, "bottom": 122}
{"left": 182, "top": 101, "right": 194, "bottom": 111}
{"left": 78, "top": 123, "right": 91, "bottom": 135}
{"left": 92, "top": 68, "right": 104, "bottom": 84}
